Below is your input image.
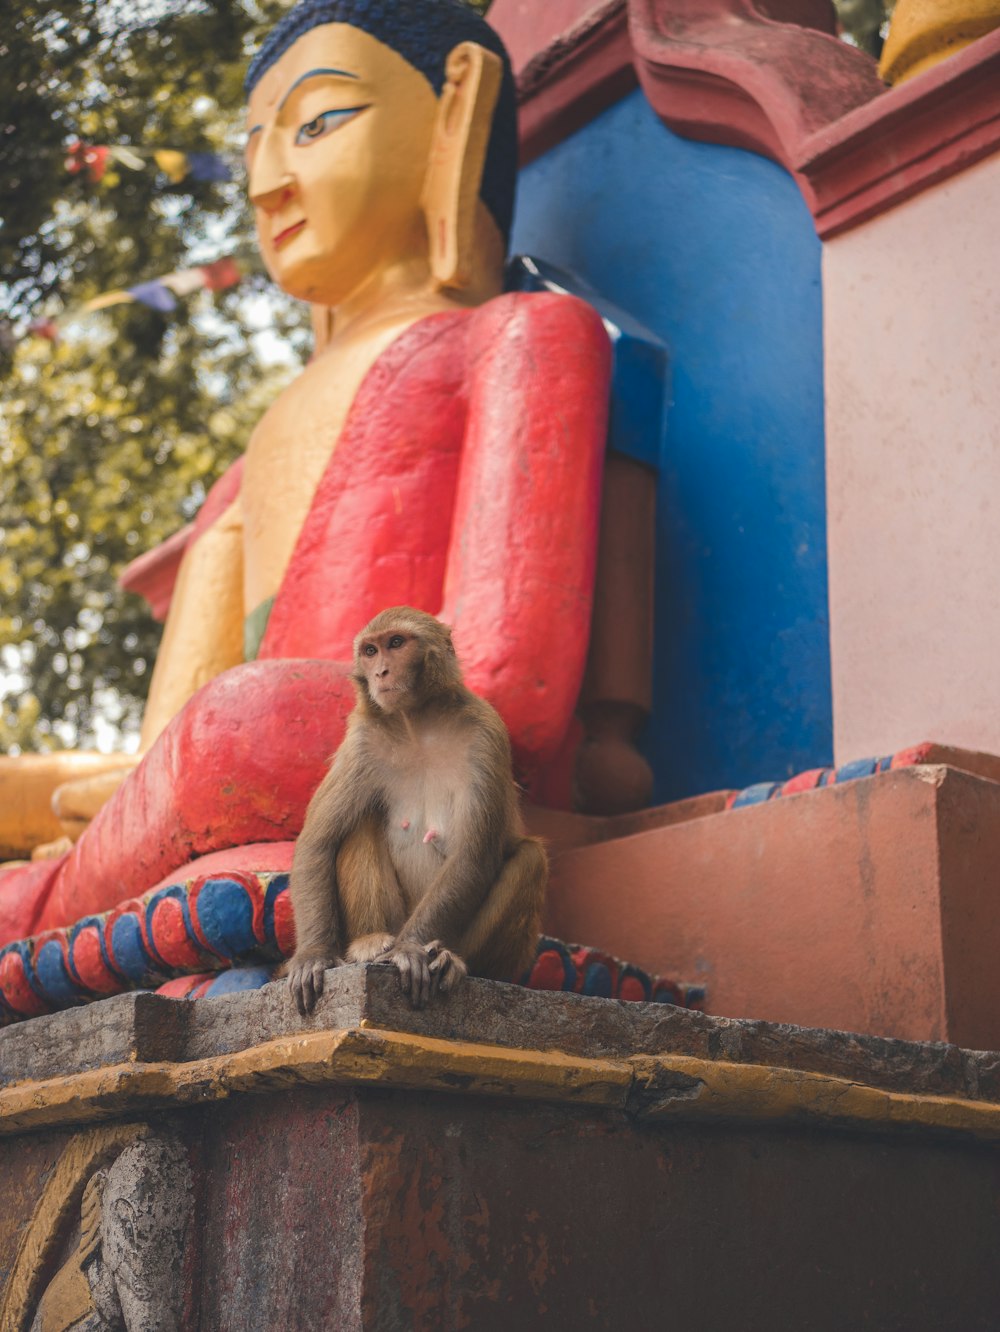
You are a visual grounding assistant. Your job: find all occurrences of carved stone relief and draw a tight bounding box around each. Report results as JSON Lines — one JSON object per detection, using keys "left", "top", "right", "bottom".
{"left": 11, "top": 1129, "right": 194, "bottom": 1332}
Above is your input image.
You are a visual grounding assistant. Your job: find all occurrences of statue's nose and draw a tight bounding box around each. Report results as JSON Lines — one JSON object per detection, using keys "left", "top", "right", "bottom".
{"left": 251, "top": 177, "right": 296, "bottom": 213}
{"left": 248, "top": 128, "right": 295, "bottom": 212}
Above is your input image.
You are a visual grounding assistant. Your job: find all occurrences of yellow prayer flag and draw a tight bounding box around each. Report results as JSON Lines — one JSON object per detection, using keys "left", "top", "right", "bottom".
{"left": 153, "top": 149, "right": 189, "bottom": 184}
{"left": 81, "top": 291, "right": 134, "bottom": 312}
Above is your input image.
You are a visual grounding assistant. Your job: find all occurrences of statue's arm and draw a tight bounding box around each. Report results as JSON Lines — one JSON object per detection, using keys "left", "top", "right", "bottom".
{"left": 139, "top": 493, "right": 245, "bottom": 748}
{"left": 441, "top": 292, "right": 612, "bottom": 768}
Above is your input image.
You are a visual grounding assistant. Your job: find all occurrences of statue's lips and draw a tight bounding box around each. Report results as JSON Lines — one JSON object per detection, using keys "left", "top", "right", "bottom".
{"left": 272, "top": 220, "right": 306, "bottom": 249}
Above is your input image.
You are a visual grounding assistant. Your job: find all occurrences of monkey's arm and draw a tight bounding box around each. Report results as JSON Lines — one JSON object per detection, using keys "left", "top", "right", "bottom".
{"left": 285, "top": 727, "right": 377, "bottom": 1015}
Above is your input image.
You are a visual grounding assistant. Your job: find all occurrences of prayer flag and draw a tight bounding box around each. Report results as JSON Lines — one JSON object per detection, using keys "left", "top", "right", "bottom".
{"left": 28, "top": 255, "right": 242, "bottom": 342}
{"left": 126, "top": 281, "right": 179, "bottom": 313}
{"left": 109, "top": 145, "right": 146, "bottom": 171}
{"left": 65, "top": 141, "right": 110, "bottom": 183}
{"left": 185, "top": 152, "right": 231, "bottom": 183}
{"left": 200, "top": 257, "right": 242, "bottom": 291}
{"left": 161, "top": 268, "right": 209, "bottom": 298}
{"left": 67, "top": 141, "right": 232, "bottom": 187}
{"left": 153, "top": 149, "right": 190, "bottom": 184}
{"left": 81, "top": 292, "right": 133, "bottom": 313}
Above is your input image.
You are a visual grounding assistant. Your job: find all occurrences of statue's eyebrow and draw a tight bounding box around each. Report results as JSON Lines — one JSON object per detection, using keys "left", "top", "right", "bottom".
{"left": 278, "top": 67, "right": 359, "bottom": 114}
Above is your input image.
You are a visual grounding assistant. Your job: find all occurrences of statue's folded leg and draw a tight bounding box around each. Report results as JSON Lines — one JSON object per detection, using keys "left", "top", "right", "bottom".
{"left": 0, "top": 659, "right": 355, "bottom": 944}
{"left": 0, "top": 858, "right": 64, "bottom": 949}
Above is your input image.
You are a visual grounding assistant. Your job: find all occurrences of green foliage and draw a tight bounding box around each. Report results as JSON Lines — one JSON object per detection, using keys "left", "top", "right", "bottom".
{"left": 0, "top": 322, "right": 290, "bottom": 751}
{"left": 834, "top": 0, "right": 897, "bottom": 58}
{"left": 0, "top": 0, "right": 305, "bottom": 750}
{"left": 0, "top": 0, "right": 498, "bottom": 752}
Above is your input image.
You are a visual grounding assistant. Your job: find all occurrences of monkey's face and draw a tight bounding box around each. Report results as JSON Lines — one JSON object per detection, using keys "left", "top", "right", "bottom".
{"left": 357, "top": 629, "right": 424, "bottom": 713}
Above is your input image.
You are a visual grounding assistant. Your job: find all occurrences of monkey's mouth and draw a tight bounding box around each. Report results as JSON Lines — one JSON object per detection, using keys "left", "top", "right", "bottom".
{"left": 373, "top": 683, "right": 406, "bottom": 703}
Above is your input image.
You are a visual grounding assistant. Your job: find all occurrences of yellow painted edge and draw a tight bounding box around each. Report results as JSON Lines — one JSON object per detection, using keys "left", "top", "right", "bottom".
{"left": 2, "top": 1030, "right": 1000, "bottom": 1144}
{"left": 0, "top": 1029, "right": 632, "bottom": 1136}
{"left": 630, "top": 1054, "right": 1000, "bottom": 1139}
{"left": 879, "top": 15, "right": 1000, "bottom": 83}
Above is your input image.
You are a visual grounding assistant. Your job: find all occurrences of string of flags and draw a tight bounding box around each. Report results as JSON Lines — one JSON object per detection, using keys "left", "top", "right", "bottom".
{"left": 28, "top": 257, "right": 243, "bottom": 342}
{"left": 66, "top": 139, "right": 231, "bottom": 186}
{"left": 25, "top": 136, "right": 239, "bottom": 344}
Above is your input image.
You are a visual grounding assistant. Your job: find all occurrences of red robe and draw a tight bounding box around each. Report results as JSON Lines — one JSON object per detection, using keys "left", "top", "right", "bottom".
{"left": 0, "top": 292, "right": 610, "bottom": 946}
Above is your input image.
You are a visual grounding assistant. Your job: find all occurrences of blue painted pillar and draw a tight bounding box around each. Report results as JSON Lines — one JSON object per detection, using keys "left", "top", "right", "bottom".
{"left": 511, "top": 90, "right": 832, "bottom": 800}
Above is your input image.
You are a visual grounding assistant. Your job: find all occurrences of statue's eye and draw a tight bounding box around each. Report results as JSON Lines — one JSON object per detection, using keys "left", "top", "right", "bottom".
{"left": 295, "top": 106, "right": 368, "bottom": 145}
{"left": 388, "top": 635, "right": 405, "bottom": 650}
{"left": 363, "top": 644, "right": 377, "bottom": 657}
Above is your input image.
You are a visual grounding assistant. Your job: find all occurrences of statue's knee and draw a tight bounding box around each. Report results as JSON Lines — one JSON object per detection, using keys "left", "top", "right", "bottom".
{"left": 167, "top": 658, "right": 355, "bottom": 780}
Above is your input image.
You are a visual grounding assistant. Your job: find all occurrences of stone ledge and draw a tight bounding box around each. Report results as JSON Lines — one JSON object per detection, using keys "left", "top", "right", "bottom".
{"left": 2, "top": 966, "right": 1000, "bottom": 1138}
{"left": 4, "top": 1021, "right": 1000, "bottom": 1145}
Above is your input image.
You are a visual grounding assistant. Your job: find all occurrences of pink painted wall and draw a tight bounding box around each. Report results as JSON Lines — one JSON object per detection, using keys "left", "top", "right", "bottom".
{"left": 488, "top": 0, "right": 606, "bottom": 72}
{"left": 824, "top": 150, "right": 1000, "bottom": 763}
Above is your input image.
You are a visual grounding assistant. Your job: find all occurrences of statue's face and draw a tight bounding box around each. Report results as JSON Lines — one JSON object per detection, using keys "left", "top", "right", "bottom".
{"left": 246, "top": 24, "right": 440, "bottom": 306}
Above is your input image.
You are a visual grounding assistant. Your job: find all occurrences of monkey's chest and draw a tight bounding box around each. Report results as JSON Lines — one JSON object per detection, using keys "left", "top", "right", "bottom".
{"left": 383, "top": 770, "right": 460, "bottom": 906}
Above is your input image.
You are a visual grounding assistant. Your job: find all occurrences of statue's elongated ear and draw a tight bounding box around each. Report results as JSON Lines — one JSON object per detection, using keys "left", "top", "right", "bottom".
{"left": 422, "top": 41, "right": 503, "bottom": 290}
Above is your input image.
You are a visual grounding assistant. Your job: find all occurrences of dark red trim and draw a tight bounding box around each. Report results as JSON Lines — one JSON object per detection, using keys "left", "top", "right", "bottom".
{"left": 797, "top": 27, "right": 1000, "bottom": 237}
{"left": 515, "top": 0, "right": 636, "bottom": 166}
{"left": 628, "top": 0, "right": 882, "bottom": 178}
{"left": 502, "top": 0, "right": 1000, "bottom": 237}
{"left": 118, "top": 523, "right": 192, "bottom": 621}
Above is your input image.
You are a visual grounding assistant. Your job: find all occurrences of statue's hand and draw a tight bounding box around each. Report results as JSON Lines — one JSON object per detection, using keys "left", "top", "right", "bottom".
{"left": 280, "top": 952, "right": 341, "bottom": 1016}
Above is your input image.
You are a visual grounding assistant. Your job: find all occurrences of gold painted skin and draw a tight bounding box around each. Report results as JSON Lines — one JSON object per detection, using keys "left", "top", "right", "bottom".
{"left": 239, "top": 23, "right": 503, "bottom": 612}
{"left": 879, "top": 0, "right": 1000, "bottom": 83}
{"left": 0, "top": 23, "right": 504, "bottom": 850}
{"left": 0, "top": 753, "right": 140, "bottom": 862}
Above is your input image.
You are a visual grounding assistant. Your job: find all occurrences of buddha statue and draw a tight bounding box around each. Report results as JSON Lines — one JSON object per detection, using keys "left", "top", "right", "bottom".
{"left": 0, "top": 0, "right": 611, "bottom": 946}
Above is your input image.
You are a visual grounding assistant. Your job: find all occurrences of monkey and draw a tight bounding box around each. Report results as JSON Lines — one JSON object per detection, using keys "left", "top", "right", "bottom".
{"left": 281, "top": 607, "right": 547, "bottom": 1015}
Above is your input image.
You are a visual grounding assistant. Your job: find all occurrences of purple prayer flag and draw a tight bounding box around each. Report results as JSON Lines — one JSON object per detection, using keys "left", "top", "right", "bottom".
{"left": 185, "top": 152, "right": 231, "bottom": 183}
{"left": 127, "top": 281, "right": 177, "bottom": 313}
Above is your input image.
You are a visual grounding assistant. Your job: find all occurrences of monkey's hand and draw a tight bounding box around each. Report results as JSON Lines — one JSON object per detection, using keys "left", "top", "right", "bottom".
{"left": 281, "top": 952, "right": 341, "bottom": 1017}
{"left": 389, "top": 940, "right": 466, "bottom": 1008}
{"left": 427, "top": 942, "right": 467, "bottom": 995}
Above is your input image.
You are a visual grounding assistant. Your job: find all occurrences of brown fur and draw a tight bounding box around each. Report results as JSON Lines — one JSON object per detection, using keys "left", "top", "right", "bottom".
{"left": 282, "top": 607, "right": 546, "bottom": 1014}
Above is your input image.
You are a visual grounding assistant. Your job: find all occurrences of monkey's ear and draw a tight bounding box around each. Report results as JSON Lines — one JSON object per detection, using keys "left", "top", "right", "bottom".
{"left": 422, "top": 42, "right": 502, "bottom": 291}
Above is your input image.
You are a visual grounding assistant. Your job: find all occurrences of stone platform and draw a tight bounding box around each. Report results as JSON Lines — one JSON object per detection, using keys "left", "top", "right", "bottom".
{"left": 2, "top": 967, "right": 1000, "bottom": 1329}
{"left": 540, "top": 756, "right": 1000, "bottom": 1048}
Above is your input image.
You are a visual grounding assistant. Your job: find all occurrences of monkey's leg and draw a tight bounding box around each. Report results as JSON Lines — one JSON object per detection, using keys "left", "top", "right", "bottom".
{"left": 338, "top": 815, "right": 408, "bottom": 964}
{"left": 458, "top": 837, "right": 548, "bottom": 983}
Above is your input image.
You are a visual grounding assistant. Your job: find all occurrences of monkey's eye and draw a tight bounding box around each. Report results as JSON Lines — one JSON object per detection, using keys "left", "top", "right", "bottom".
{"left": 363, "top": 644, "right": 377, "bottom": 656}
{"left": 388, "top": 635, "right": 405, "bottom": 649}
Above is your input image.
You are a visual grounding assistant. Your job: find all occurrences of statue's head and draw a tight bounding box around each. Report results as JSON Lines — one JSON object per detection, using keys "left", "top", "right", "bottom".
{"left": 245, "top": 0, "right": 516, "bottom": 306}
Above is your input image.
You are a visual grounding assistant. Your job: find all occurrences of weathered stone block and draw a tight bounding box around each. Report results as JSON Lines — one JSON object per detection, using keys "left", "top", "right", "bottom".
{"left": 5, "top": 974, "right": 1000, "bottom": 1329}
{"left": 546, "top": 765, "right": 1000, "bottom": 1047}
